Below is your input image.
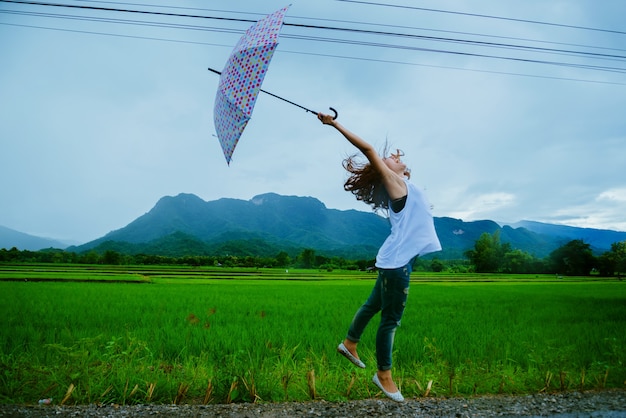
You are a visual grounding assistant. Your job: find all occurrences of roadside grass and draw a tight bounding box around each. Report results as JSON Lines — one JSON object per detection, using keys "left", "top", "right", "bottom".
{"left": 0, "top": 264, "right": 624, "bottom": 405}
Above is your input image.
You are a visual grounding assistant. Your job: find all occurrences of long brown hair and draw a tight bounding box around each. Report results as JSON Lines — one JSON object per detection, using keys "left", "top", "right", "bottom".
{"left": 343, "top": 154, "right": 389, "bottom": 211}
{"left": 342, "top": 142, "right": 395, "bottom": 211}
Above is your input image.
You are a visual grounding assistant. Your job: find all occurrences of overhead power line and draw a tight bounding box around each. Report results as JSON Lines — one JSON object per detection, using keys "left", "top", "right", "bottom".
{"left": 337, "top": 0, "right": 626, "bottom": 36}
{"left": 3, "top": 0, "right": 625, "bottom": 63}
{"left": 1, "top": 0, "right": 625, "bottom": 84}
{"left": 4, "top": 0, "right": 625, "bottom": 50}
{"left": 1, "top": 21, "right": 236, "bottom": 46}
{"left": 5, "top": 4, "right": 624, "bottom": 65}
{"left": 0, "top": 0, "right": 256, "bottom": 23}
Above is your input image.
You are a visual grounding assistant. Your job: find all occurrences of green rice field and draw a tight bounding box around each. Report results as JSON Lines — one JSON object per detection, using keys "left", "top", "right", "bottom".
{"left": 1, "top": 264, "right": 625, "bottom": 405}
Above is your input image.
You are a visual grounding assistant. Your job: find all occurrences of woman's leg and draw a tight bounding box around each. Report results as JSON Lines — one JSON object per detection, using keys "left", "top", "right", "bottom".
{"left": 346, "top": 272, "right": 384, "bottom": 344}
{"left": 375, "top": 263, "right": 411, "bottom": 391}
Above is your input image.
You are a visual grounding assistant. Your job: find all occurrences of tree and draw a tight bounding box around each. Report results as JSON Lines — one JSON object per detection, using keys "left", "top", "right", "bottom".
{"left": 548, "top": 239, "right": 595, "bottom": 276}
{"left": 81, "top": 251, "right": 101, "bottom": 265}
{"left": 465, "top": 231, "right": 540, "bottom": 273}
{"left": 597, "top": 241, "right": 626, "bottom": 277}
{"left": 465, "top": 231, "right": 508, "bottom": 273}
{"left": 431, "top": 259, "right": 445, "bottom": 272}
{"left": 315, "top": 254, "right": 330, "bottom": 268}
{"left": 275, "top": 251, "right": 290, "bottom": 268}
{"left": 298, "top": 248, "right": 316, "bottom": 269}
{"left": 502, "top": 249, "right": 536, "bottom": 274}
{"left": 102, "top": 250, "right": 122, "bottom": 265}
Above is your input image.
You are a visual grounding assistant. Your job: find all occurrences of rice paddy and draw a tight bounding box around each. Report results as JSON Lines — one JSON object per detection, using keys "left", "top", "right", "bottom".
{"left": 1, "top": 264, "right": 624, "bottom": 405}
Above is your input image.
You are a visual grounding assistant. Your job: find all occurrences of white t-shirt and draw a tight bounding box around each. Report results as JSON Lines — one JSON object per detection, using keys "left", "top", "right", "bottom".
{"left": 375, "top": 180, "right": 442, "bottom": 269}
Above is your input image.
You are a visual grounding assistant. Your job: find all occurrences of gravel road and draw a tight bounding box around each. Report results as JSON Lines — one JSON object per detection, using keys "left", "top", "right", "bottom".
{"left": 2, "top": 390, "right": 625, "bottom": 417}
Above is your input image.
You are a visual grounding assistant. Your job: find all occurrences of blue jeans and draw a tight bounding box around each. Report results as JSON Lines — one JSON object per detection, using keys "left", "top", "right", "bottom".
{"left": 346, "top": 261, "right": 413, "bottom": 371}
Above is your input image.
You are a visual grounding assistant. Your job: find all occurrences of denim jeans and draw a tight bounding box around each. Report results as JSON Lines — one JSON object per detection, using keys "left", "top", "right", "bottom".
{"left": 346, "top": 260, "right": 413, "bottom": 371}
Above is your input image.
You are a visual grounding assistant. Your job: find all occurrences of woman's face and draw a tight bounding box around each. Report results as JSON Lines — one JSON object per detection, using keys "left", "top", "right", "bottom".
{"left": 384, "top": 149, "right": 408, "bottom": 175}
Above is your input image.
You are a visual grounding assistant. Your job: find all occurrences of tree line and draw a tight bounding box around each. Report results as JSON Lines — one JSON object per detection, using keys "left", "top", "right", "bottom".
{"left": 1, "top": 234, "right": 625, "bottom": 276}
{"left": 0, "top": 247, "right": 371, "bottom": 271}
{"left": 464, "top": 231, "right": 626, "bottom": 276}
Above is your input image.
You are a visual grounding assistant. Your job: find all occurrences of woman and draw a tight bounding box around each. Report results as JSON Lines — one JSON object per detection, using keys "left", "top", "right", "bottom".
{"left": 318, "top": 112, "right": 441, "bottom": 402}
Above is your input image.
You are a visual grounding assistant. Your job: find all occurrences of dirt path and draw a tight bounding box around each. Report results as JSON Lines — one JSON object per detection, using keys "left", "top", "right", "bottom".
{"left": 2, "top": 389, "right": 626, "bottom": 417}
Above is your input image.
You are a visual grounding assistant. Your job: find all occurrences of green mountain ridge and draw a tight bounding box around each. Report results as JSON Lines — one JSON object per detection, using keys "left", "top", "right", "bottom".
{"left": 64, "top": 192, "right": 626, "bottom": 260}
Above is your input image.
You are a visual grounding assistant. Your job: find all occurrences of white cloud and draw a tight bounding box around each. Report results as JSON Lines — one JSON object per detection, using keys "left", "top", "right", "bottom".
{"left": 536, "top": 188, "right": 626, "bottom": 231}
{"left": 446, "top": 192, "right": 517, "bottom": 221}
{"left": 597, "top": 188, "right": 626, "bottom": 203}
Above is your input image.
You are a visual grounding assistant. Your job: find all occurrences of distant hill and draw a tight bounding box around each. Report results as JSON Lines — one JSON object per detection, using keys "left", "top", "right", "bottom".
{"left": 71, "top": 193, "right": 388, "bottom": 259}
{"left": 507, "top": 220, "right": 626, "bottom": 251}
{"left": 66, "top": 193, "right": 626, "bottom": 260}
{"left": 0, "top": 225, "right": 68, "bottom": 251}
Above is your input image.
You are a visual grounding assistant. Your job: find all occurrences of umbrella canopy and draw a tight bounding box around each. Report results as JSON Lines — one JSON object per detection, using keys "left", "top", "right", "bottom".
{"left": 213, "top": 5, "right": 290, "bottom": 165}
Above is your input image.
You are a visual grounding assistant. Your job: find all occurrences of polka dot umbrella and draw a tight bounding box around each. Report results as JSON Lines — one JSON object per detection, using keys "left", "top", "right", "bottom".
{"left": 209, "top": 5, "right": 336, "bottom": 165}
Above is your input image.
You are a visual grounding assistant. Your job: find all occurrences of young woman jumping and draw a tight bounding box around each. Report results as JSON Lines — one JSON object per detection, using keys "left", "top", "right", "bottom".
{"left": 318, "top": 112, "right": 441, "bottom": 402}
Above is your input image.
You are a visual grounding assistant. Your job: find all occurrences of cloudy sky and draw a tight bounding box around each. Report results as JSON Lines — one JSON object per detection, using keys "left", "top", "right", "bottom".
{"left": 1, "top": 0, "right": 625, "bottom": 244}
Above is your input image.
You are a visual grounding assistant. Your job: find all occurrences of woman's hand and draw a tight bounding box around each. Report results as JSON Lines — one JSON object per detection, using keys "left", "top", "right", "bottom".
{"left": 317, "top": 112, "right": 336, "bottom": 126}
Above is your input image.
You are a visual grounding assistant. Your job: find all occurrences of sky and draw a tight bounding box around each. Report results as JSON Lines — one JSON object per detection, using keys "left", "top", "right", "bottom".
{"left": 1, "top": 0, "right": 625, "bottom": 244}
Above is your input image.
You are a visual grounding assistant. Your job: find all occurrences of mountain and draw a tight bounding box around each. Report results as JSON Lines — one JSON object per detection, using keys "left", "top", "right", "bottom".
{"left": 68, "top": 192, "right": 626, "bottom": 260}
{"left": 507, "top": 221, "right": 626, "bottom": 251}
{"left": 72, "top": 193, "right": 389, "bottom": 259}
{"left": 0, "top": 225, "right": 68, "bottom": 251}
{"left": 432, "top": 217, "right": 559, "bottom": 259}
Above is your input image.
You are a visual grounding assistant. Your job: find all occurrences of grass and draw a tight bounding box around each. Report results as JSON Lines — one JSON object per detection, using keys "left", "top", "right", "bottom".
{"left": 0, "top": 264, "right": 624, "bottom": 405}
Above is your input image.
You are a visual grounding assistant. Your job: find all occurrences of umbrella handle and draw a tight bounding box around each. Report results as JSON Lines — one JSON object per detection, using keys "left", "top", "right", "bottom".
{"left": 328, "top": 107, "right": 338, "bottom": 120}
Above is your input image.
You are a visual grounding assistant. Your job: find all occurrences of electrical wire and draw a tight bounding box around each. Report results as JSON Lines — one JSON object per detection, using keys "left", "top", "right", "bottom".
{"left": 1, "top": 0, "right": 625, "bottom": 84}
{"left": 5, "top": 6, "right": 625, "bottom": 66}
{"left": 336, "top": 0, "right": 626, "bottom": 36}
{"left": 282, "top": 33, "right": 626, "bottom": 74}
{"left": 81, "top": 0, "right": 626, "bottom": 57}
{"left": 2, "top": 20, "right": 624, "bottom": 86}
{"left": 2, "top": 8, "right": 242, "bottom": 34}
{"left": 0, "top": 0, "right": 256, "bottom": 23}
{"left": 3, "top": 0, "right": 624, "bottom": 62}
{"left": 285, "top": 49, "right": 626, "bottom": 86}
{"left": 1, "top": 21, "right": 236, "bottom": 46}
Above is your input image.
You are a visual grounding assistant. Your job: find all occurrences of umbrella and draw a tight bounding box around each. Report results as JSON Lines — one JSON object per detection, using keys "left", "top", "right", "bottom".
{"left": 209, "top": 5, "right": 336, "bottom": 165}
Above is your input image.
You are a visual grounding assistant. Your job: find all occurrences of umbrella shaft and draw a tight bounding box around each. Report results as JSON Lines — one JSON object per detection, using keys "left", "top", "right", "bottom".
{"left": 257, "top": 88, "right": 317, "bottom": 115}
{"left": 208, "top": 67, "right": 317, "bottom": 115}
